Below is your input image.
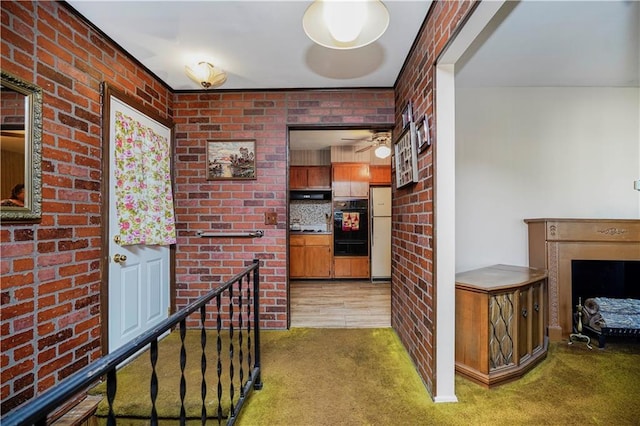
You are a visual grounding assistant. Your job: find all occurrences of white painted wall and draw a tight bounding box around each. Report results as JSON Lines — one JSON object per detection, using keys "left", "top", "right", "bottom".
{"left": 455, "top": 87, "right": 640, "bottom": 273}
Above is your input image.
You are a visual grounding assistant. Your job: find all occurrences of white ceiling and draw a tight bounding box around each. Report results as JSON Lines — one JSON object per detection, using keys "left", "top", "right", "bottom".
{"left": 456, "top": 0, "right": 639, "bottom": 88}
{"left": 64, "top": 0, "right": 639, "bottom": 151}
{"left": 66, "top": 0, "right": 433, "bottom": 91}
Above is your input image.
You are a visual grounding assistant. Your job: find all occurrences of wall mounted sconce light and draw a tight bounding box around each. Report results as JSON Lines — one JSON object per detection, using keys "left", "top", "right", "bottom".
{"left": 303, "top": 0, "right": 390, "bottom": 50}
{"left": 185, "top": 62, "right": 227, "bottom": 89}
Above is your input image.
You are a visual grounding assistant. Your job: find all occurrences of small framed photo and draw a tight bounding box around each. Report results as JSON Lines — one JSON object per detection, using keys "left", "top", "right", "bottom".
{"left": 394, "top": 122, "right": 419, "bottom": 189}
{"left": 206, "top": 139, "right": 256, "bottom": 180}
{"left": 401, "top": 101, "right": 413, "bottom": 130}
{"left": 417, "top": 115, "right": 431, "bottom": 153}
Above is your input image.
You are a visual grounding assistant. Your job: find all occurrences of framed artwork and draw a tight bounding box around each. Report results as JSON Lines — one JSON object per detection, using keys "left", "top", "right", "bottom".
{"left": 207, "top": 139, "right": 256, "bottom": 180}
{"left": 394, "top": 122, "right": 419, "bottom": 189}
{"left": 401, "top": 101, "right": 413, "bottom": 130}
{"left": 417, "top": 115, "right": 431, "bottom": 153}
{"left": 0, "top": 71, "right": 43, "bottom": 223}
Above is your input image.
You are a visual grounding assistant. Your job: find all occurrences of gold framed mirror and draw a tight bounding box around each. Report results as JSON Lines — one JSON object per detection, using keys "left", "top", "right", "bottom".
{"left": 1, "top": 71, "right": 43, "bottom": 222}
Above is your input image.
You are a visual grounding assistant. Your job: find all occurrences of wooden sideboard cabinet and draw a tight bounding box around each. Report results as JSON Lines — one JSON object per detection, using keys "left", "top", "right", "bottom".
{"left": 455, "top": 264, "right": 548, "bottom": 388}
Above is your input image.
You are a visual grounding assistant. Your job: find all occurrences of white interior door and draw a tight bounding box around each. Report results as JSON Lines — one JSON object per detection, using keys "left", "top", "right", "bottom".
{"left": 108, "top": 96, "right": 170, "bottom": 353}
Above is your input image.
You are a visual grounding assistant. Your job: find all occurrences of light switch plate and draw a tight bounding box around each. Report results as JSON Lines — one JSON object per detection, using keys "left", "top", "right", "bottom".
{"left": 265, "top": 212, "right": 278, "bottom": 225}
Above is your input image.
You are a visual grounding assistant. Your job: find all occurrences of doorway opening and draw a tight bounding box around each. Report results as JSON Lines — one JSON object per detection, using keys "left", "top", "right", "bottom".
{"left": 287, "top": 126, "right": 392, "bottom": 327}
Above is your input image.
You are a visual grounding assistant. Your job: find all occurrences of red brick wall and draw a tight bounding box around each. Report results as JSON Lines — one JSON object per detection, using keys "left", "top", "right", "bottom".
{"left": 1, "top": 1, "right": 172, "bottom": 413}
{"left": 1, "top": 0, "right": 394, "bottom": 413}
{"left": 391, "top": 0, "right": 476, "bottom": 395}
{"left": 0, "top": 0, "right": 472, "bottom": 413}
{"left": 172, "top": 90, "right": 394, "bottom": 328}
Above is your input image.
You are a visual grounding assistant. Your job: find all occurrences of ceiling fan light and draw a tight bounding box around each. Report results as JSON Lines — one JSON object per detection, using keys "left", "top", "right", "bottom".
{"left": 374, "top": 144, "right": 391, "bottom": 159}
{"left": 303, "top": 0, "right": 390, "bottom": 50}
{"left": 185, "top": 62, "right": 227, "bottom": 89}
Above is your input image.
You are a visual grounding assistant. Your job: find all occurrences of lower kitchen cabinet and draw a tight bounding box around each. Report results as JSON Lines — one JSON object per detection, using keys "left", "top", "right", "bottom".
{"left": 289, "top": 234, "right": 332, "bottom": 279}
{"left": 454, "top": 264, "right": 548, "bottom": 388}
{"left": 333, "top": 256, "right": 369, "bottom": 279}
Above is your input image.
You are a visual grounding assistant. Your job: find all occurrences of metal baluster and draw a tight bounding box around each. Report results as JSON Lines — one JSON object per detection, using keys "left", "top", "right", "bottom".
{"left": 247, "top": 269, "right": 253, "bottom": 385}
{"left": 253, "top": 259, "right": 263, "bottom": 389}
{"left": 179, "top": 320, "right": 187, "bottom": 425}
{"left": 150, "top": 339, "right": 159, "bottom": 425}
{"left": 216, "top": 294, "right": 223, "bottom": 425}
{"left": 229, "top": 282, "right": 236, "bottom": 415}
{"left": 238, "top": 276, "right": 245, "bottom": 397}
{"left": 106, "top": 368, "right": 117, "bottom": 426}
{"left": 200, "top": 305, "right": 208, "bottom": 424}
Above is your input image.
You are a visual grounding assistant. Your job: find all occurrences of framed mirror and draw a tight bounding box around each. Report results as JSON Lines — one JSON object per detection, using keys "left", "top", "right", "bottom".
{"left": 1, "top": 71, "right": 43, "bottom": 222}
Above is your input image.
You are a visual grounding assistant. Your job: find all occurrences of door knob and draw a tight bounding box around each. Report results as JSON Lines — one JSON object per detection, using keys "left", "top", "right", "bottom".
{"left": 113, "top": 253, "right": 127, "bottom": 264}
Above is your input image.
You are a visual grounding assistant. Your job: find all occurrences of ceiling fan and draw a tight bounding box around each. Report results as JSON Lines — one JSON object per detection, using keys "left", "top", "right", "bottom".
{"left": 341, "top": 131, "right": 392, "bottom": 155}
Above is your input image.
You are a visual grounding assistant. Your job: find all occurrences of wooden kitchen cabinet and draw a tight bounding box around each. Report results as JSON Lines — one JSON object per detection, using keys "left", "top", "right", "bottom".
{"left": 369, "top": 165, "right": 391, "bottom": 185}
{"left": 333, "top": 256, "right": 369, "bottom": 279}
{"left": 290, "top": 166, "right": 331, "bottom": 189}
{"left": 289, "top": 234, "right": 332, "bottom": 279}
{"left": 455, "top": 264, "right": 548, "bottom": 388}
{"left": 332, "top": 163, "right": 369, "bottom": 198}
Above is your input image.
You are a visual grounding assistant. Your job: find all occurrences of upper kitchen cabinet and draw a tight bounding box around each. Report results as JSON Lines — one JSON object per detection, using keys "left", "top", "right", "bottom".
{"left": 369, "top": 165, "right": 391, "bottom": 186}
{"left": 333, "top": 163, "right": 370, "bottom": 198}
{"left": 290, "top": 166, "right": 331, "bottom": 189}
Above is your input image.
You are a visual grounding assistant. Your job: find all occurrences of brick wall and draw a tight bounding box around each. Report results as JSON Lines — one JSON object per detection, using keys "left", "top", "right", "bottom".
{"left": 0, "top": 0, "right": 472, "bottom": 413}
{"left": 391, "top": 0, "right": 476, "bottom": 396}
{"left": 1, "top": 1, "right": 172, "bottom": 413}
{"left": 1, "top": 0, "right": 394, "bottom": 413}
{"left": 172, "top": 90, "right": 394, "bottom": 328}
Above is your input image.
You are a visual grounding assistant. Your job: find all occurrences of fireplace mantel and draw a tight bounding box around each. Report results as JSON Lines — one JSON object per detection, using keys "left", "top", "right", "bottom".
{"left": 524, "top": 218, "right": 640, "bottom": 341}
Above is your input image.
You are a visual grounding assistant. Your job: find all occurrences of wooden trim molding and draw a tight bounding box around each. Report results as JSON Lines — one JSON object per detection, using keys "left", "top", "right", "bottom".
{"left": 524, "top": 218, "right": 640, "bottom": 341}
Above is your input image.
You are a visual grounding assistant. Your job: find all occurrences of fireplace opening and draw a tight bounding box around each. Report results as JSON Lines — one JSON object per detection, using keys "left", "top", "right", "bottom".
{"left": 571, "top": 260, "right": 640, "bottom": 309}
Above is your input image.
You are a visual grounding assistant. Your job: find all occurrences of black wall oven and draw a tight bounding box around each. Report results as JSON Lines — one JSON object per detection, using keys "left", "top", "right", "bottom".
{"left": 333, "top": 199, "right": 368, "bottom": 256}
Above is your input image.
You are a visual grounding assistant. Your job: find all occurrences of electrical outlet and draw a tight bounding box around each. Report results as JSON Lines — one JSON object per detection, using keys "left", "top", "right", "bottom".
{"left": 265, "top": 212, "right": 278, "bottom": 225}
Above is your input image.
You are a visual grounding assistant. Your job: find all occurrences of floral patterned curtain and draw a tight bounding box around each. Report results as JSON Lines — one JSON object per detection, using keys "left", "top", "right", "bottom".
{"left": 114, "top": 111, "right": 176, "bottom": 245}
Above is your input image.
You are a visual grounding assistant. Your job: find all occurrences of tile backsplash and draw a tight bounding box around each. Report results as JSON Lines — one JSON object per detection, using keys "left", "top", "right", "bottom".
{"left": 290, "top": 200, "right": 332, "bottom": 228}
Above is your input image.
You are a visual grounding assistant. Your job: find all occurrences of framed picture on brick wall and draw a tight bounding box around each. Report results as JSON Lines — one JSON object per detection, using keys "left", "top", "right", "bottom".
{"left": 206, "top": 139, "right": 256, "bottom": 180}
{"left": 394, "top": 123, "right": 418, "bottom": 189}
{"left": 401, "top": 101, "right": 413, "bottom": 130}
{"left": 417, "top": 115, "right": 431, "bottom": 153}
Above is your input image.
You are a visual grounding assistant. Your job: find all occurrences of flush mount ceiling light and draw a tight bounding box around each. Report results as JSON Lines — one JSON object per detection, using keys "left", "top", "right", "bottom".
{"left": 374, "top": 144, "right": 391, "bottom": 159}
{"left": 185, "top": 62, "right": 227, "bottom": 89}
{"left": 303, "top": 0, "right": 390, "bottom": 50}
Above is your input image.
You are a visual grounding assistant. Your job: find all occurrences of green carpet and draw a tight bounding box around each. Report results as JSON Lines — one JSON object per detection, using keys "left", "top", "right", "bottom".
{"left": 91, "top": 328, "right": 640, "bottom": 425}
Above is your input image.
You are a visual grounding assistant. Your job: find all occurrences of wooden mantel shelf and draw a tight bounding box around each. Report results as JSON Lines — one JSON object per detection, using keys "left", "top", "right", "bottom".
{"left": 524, "top": 218, "right": 640, "bottom": 242}
{"left": 524, "top": 218, "right": 640, "bottom": 341}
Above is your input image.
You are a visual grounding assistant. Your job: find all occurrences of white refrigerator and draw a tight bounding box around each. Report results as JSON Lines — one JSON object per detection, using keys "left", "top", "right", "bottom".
{"left": 370, "top": 187, "right": 392, "bottom": 280}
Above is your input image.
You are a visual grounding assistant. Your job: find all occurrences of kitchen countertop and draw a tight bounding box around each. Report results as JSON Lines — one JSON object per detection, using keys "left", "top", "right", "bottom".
{"left": 290, "top": 230, "right": 332, "bottom": 235}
